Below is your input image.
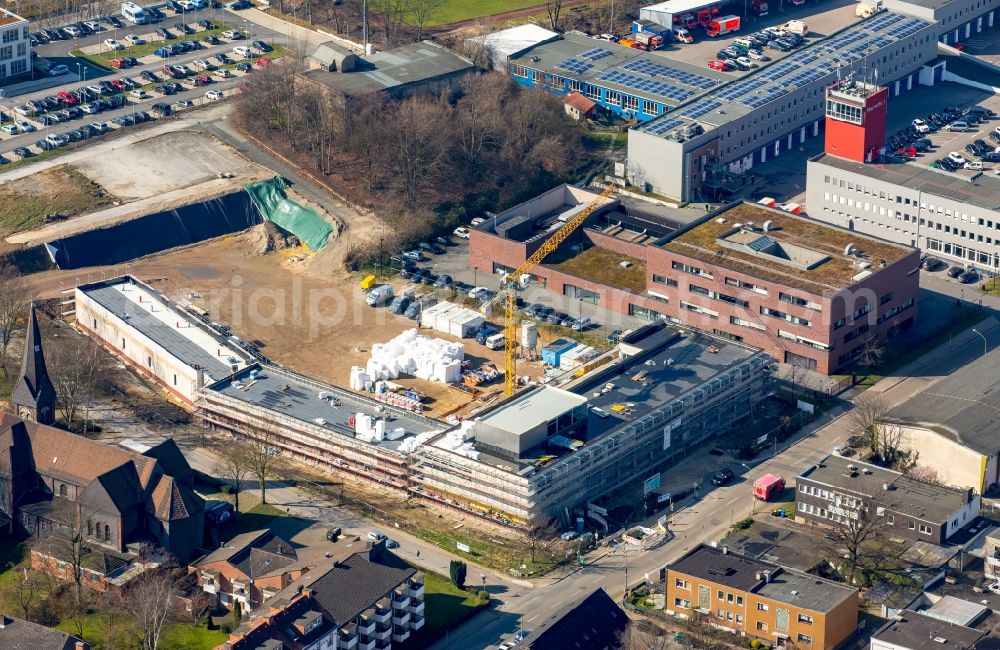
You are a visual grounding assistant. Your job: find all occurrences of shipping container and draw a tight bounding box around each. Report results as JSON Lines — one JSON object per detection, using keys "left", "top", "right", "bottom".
{"left": 541, "top": 338, "right": 577, "bottom": 366}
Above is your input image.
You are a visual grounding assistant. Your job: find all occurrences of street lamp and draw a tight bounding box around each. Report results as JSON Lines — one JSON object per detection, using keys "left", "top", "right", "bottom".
{"left": 972, "top": 328, "right": 987, "bottom": 356}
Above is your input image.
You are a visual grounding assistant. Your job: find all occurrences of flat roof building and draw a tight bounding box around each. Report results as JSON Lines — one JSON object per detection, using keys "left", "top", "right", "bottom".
{"left": 664, "top": 544, "right": 859, "bottom": 649}
{"left": 870, "top": 610, "right": 985, "bottom": 650}
{"left": 473, "top": 195, "right": 920, "bottom": 374}
{"left": 76, "top": 276, "right": 253, "bottom": 404}
{"left": 472, "top": 386, "right": 588, "bottom": 461}
{"left": 0, "top": 10, "right": 31, "bottom": 86}
{"left": 796, "top": 454, "right": 981, "bottom": 544}
{"left": 807, "top": 151, "right": 1000, "bottom": 272}
{"left": 881, "top": 341, "right": 1000, "bottom": 493}
{"left": 464, "top": 23, "right": 560, "bottom": 72}
{"left": 413, "top": 323, "right": 771, "bottom": 527}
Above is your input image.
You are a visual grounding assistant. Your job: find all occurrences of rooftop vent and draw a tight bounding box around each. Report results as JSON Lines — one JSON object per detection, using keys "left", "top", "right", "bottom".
{"left": 762, "top": 220, "right": 773, "bottom": 232}
{"left": 844, "top": 243, "right": 855, "bottom": 256}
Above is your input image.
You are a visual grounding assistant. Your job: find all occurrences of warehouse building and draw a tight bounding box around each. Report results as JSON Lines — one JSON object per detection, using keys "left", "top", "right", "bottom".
{"left": 76, "top": 277, "right": 253, "bottom": 404}
{"left": 471, "top": 192, "right": 920, "bottom": 374}
{"left": 508, "top": 31, "right": 730, "bottom": 121}
{"left": 412, "top": 323, "right": 771, "bottom": 528}
{"left": 884, "top": 0, "right": 1000, "bottom": 44}
{"left": 626, "top": 12, "right": 938, "bottom": 201}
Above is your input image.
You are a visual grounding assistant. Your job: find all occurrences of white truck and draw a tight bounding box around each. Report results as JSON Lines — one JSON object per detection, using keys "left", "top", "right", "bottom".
{"left": 366, "top": 285, "right": 394, "bottom": 307}
{"left": 782, "top": 20, "right": 809, "bottom": 35}
{"left": 485, "top": 333, "right": 505, "bottom": 350}
{"left": 856, "top": 0, "right": 883, "bottom": 18}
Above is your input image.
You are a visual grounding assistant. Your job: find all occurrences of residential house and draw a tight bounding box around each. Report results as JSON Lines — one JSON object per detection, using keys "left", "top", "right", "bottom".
{"left": 0, "top": 614, "right": 89, "bottom": 649}
{"left": 221, "top": 539, "right": 425, "bottom": 649}
{"left": 562, "top": 91, "right": 596, "bottom": 121}
{"left": 525, "top": 588, "right": 629, "bottom": 649}
{"left": 796, "top": 454, "right": 980, "bottom": 544}
{"left": 664, "top": 544, "right": 858, "bottom": 649}
{"left": 192, "top": 529, "right": 317, "bottom": 610}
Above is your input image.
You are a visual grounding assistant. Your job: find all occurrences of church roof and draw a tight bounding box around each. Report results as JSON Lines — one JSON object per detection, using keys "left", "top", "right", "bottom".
{"left": 12, "top": 304, "right": 56, "bottom": 413}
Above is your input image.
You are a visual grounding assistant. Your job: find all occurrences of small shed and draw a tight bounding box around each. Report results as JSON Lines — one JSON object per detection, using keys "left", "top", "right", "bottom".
{"left": 563, "top": 92, "right": 597, "bottom": 122}
{"left": 310, "top": 41, "right": 358, "bottom": 72}
{"left": 541, "top": 338, "right": 577, "bottom": 367}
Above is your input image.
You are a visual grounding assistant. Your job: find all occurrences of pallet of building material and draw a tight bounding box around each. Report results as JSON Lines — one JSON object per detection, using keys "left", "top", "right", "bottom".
{"left": 632, "top": 370, "right": 648, "bottom": 382}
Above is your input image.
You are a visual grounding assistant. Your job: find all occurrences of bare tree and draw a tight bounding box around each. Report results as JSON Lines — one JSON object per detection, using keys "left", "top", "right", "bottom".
{"left": 847, "top": 392, "right": 889, "bottom": 454}
{"left": 377, "top": 0, "right": 408, "bottom": 44}
{"left": 123, "top": 566, "right": 180, "bottom": 650}
{"left": 545, "top": 0, "right": 563, "bottom": 30}
{"left": 215, "top": 440, "right": 253, "bottom": 517}
{"left": 906, "top": 464, "right": 943, "bottom": 485}
{"left": 822, "top": 500, "right": 885, "bottom": 586}
{"left": 520, "top": 520, "right": 561, "bottom": 564}
{"left": 618, "top": 620, "right": 673, "bottom": 650}
{"left": 96, "top": 589, "right": 128, "bottom": 650}
{"left": 872, "top": 421, "right": 906, "bottom": 467}
{"left": 4, "top": 563, "right": 40, "bottom": 621}
{"left": 33, "top": 513, "right": 88, "bottom": 608}
{"left": 49, "top": 335, "right": 107, "bottom": 432}
{"left": 245, "top": 421, "right": 282, "bottom": 505}
{"left": 407, "top": 0, "right": 445, "bottom": 40}
{"left": 0, "top": 266, "right": 33, "bottom": 376}
{"left": 859, "top": 336, "right": 885, "bottom": 368}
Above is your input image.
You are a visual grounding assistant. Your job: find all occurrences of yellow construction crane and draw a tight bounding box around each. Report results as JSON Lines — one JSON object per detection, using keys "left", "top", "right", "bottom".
{"left": 486, "top": 183, "right": 617, "bottom": 397}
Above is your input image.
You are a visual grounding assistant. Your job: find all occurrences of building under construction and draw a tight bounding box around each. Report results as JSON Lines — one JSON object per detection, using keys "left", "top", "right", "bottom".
{"left": 78, "top": 277, "right": 770, "bottom": 530}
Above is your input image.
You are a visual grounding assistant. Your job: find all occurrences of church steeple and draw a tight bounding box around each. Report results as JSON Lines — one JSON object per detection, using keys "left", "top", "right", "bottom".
{"left": 12, "top": 303, "right": 56, "bottom": 425}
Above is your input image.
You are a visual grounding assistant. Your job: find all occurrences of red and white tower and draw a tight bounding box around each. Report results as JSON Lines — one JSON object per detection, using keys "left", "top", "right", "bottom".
{"left": 823, "top": 77, "right": 888, "bottom": 163}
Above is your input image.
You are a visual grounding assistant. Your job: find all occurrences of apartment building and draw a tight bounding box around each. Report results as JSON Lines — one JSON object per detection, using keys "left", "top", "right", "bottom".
{"left": 796, "top": 455, "right": 980, "bottom": 544}
{"left": 222, "top": 539, "right": 424, "bottom": 650}
{"left": 664, "top": 544, "right": 859, "bottom": 649}
{"left": 870, "top": 610, "right": 986, "bottom": 650}
{"left": 0, "top": 9, "right": 30, "bottom": 84}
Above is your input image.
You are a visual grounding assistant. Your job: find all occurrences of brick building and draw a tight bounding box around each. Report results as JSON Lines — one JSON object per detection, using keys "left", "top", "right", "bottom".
{"left": 795, "top": 454, "right": 980, "bottom": 544}
{"left": 469, "top": 192, "right": 919, "bottom": 374}
{"left": 664, "top": 544, "right": 859, "bottom": 649}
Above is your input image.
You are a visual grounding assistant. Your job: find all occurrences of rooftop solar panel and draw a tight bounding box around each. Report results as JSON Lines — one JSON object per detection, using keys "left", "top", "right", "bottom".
{"left": 598, "top": 70, "right": 695, "bottom": 101}
{"left": 679, "top": 99, "right": 721, "bottom": 118}
{"left": 555, "top": 58, "right": 593, "bottom": 74}
{"left": 643, "top": 118, "right": 682, "bottom": 135}
{"left": 785, "top": 68, "right": 827, "bottom": 87}
{"left": 717, "top": 77, "right": 767, "bottom": 100}
{"left": 580, "top": 47, "right": 614, "bottom": 61}
{"left": 865, "top": 12, "right": 903, "bottom": 31}
{"left": 740, "top": 87, "right": 788, "bottom": 108}
{"left": 622, "top": 59, "right": 718, "bottom": 89}
{"left": 758, "top": 60, "right": 800, "bottom": 81}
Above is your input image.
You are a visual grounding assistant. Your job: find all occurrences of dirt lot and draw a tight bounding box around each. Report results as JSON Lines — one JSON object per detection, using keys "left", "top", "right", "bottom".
{"left": 27, "top": 233, "right": 523, "bottom": 417}
{"left": 74, "top": 131, "right": 259, "bottom": 200}
{"left": 0, "top": 165, "right": 116, "bottom": 238}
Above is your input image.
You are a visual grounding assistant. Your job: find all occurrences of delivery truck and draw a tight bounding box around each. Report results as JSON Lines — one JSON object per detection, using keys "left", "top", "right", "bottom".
{"left": 674, "top": 27, "right": 694, "bottom": 43}
{"left": 782, "top": 20, "right": 808, "bottom": 35}
{"left": 753, "top": 474, "right": 786, "bottom": 501}
{"left": 366, "top": 285, "right": 394, "bottom": 307}
{"left": 634, "top": 31, "right": 664, "bottom": 50}
{"left": 706, "top": 15, "right": 740, "bottom": 37}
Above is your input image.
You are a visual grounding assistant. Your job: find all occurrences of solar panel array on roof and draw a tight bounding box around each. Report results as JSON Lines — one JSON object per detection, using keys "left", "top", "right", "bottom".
{"left": 717, "top": 77, "right": 766, "bottom": 100}
{"left": 555, "top": 58, "right": 592, "bottom": 74}
{"left": 680, "top": 99, "right": 721, "bottom": 118}
{"left": 580, "top": 47, "right": 614, "bottom": 60}
{"left": 758, "top": 60, "right": 800, "bottom": 81}
{"left": 622, "top": 59, "right": 718, "bottom": 89}
{"left": 889, "top": 17, "right": 929, "bottom": 39}
{"left": 599, "top": 70, "right": 694, "bottom": 101}
{"left": 741, "top": 86, "right": 788, "bottom": 108}
{"left": 866, "top": 12, "right": 904, "bottom": 30}
{"left": 643, "top": 118, "right": 682, "bottom": 135}
{"left": 785, "top": 68, "right": 826, "bottom": 87}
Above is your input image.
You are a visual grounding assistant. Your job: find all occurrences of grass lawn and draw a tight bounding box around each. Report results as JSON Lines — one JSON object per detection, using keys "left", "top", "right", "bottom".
{"left": 70, "top": 23, "right": 239, "bottom": 69}
{"left": 56, "top": 614, "right": 225, "bottom": 650}
{"left": 983, "top": 277, "right": 1000, "bottom": 296}
{"left": 401, "top": 572, "right": 487, "bottom": 648}
{"left": 0, "top": 537, "right": 29, "bottom": 594}
{"left": 422, "top": 0, "right": 548, "bottom": 26}
{"left": 0, "top": 164, "right": 116, "bottom": 236}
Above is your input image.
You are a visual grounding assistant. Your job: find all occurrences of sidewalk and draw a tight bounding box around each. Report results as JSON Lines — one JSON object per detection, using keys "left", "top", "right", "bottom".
{"left": 240, "top": 7, "right": 329, "bottom": 48}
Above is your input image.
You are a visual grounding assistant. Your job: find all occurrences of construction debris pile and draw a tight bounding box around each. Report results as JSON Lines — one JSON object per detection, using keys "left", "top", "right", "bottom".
{"left": 351, "top": 329, "right": 464, "bottom": 385}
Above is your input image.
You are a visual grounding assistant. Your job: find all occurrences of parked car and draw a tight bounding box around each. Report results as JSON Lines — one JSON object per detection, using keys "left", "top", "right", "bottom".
{"left": 12, "top": 147, "right": 31, "bottom": 158}
{"left": 712, "top": 468, "right": 735, "bottom": 486}
{"left": 235, "top": 62, "right": 251, "bottom": 72}
{"left": 15, "top": 120, "right": 35, "bottom": 132}
{"left": 606, "top": 329, "right": 623, "bottom": 344}
{"left": 453, "top": 226, "right": 470, "bottom": 239}
{"left": 231, "top": 0, "right": 252, "bottom": 7}
{"left": 233, "top": 45, "right": 252, "bottom": 58}
{"left": 911, "top": 118, "right": 930, "bottom": 133}
{"left": 959, "top": 270, "right": 979, "bottom": 284}
{"left": 947, "top": 265, "right": 965, "bottom": 278}
{"left": 222, "top": 29, "right": 243, "bottom": 39}
{"left": 49, "top": 64, "right": 69, "bottom": 76}
{"left": 252, "top": 39, "right": 272, "bottom": 52}
{"left": 948, "top": 151, "right": 967, "bottom": 165}
{"left": 141, "top": 70, "right": 160, "bottom": 83}
{"left": 707, "top": 59, "right": 729, "bottom": 71}
{"left": 205, "top": 89, "right": 225, "bottom": 100}
{"left": 920, "top": 256, "right": 945, "bottom": 271}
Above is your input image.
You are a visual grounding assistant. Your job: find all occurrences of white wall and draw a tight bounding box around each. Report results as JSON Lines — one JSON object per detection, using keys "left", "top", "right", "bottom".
{"left": 899, "top": 424, "right": 986, "bottom": 493}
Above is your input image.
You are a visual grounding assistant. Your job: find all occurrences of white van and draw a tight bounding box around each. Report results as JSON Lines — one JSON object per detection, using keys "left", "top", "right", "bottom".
{"left": 732, "top": 37, "right": 755, "bottom": 49}
{"left": 946, "top": 121, "right": 970, "bottom": 131}
{"left": 965, "top": 161, "right": 984, "bottom": 170}
{"left": 485, "top": 333, "right": 505, "bottom": 350}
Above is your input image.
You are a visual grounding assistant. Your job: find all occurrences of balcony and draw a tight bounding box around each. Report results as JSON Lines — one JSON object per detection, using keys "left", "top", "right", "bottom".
{"left": 408, "top": 583, "right": 425, "bottom": 599}
{"left": 988, "top": 554, "right": 1000, "bottom": 567}
{"left": 406, "top": 601, "right": 425, "bottom": 616}
{"left": 338, "top": 635, "right": 358, "bottom": 649}
{"left": 392, "top": 596, "right": 410, "bottom": 610}
{"left": 373, "top": 608, "right": 391, "bottom": 624}
{"left": 357, "top": 639, "right": 376, "bottom": 650}
{"left": 356, "top": 616, "right": 375, "bottom": 635}
{"left": 392, "top": 628, "right": 410, "bottom": 643}
{"left": 410, "top": 616, "right": 426, "bottom": 631}
{"left": 372, "top": 625, "right": 391, "bottom": 641}
{"left": 392, "top": 611, "right": 411, "bottom": 626}
{"left": 201, "top": 582, "right": 218, "bottom": 595}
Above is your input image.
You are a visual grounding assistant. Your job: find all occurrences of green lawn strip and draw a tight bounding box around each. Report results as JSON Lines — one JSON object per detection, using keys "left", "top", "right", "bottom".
{"left": 1, "top": 146, "right": 71, "bottom": 173}
{"left": 56, "top": 614, "right": 224, "bottom": 650}
{"left": 400, "top": 571, "right": 487, "bottom": 649}
{"left": 70, "top": 23, "right": 239, "bottom": 68}
{"left": 421, "top": 0, "right": 549, "bottom": 26}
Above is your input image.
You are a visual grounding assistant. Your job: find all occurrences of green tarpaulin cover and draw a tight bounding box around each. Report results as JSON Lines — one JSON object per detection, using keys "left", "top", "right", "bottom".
{"left": 244, "top": 177, "right": 333, "bottom": 251}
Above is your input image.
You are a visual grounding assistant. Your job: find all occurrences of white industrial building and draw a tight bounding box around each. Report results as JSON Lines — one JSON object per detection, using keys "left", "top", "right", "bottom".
{"left": 76, "top": 277, "right": 252, "bottom": 404}
{"left": 0, "top": 9, "right": 30, "bottom": 84}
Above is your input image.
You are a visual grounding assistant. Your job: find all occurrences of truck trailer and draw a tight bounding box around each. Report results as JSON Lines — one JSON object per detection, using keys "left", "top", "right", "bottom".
{"left": 706, "top": 15, "right": 740, "bottom": 37}
{"left": 752, "top": 474, "right": 786, "bottom": 501}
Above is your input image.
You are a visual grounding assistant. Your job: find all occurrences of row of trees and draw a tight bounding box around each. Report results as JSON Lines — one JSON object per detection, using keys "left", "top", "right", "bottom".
{"left": 233, "top": 67, "right": 585, "bottom": 256}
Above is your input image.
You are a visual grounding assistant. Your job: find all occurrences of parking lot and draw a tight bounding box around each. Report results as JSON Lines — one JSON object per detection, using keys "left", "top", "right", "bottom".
{"left": 646, "top": 0, "right": 860, "bottom": 77}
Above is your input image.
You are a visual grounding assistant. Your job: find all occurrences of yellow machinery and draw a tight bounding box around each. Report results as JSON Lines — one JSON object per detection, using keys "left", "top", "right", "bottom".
{"left": 487, "top": 183, "right": 617, "bottom": 396}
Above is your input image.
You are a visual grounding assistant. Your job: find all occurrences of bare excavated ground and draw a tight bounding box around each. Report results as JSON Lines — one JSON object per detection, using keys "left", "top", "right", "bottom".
{"left": 75, "top": 131, "right": 259, "bottom": 200}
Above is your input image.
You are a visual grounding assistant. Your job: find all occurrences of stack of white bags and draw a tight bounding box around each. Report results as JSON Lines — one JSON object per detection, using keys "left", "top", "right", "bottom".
{"left": 362, "top": 329, "right": 464, "bottom": 384}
